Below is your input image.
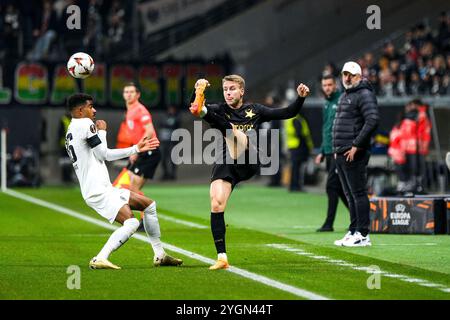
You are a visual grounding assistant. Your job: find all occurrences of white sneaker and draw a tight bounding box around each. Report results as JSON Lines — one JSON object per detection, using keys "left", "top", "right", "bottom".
{"left": 342, "top": 231, "right": 372, "bottom": 247}
{"left": 334, "top": 231, "right": 354, "bottom": 246}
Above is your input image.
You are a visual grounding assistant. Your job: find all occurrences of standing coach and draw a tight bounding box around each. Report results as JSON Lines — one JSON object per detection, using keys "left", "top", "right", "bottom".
{"left": 332, "top": 61, "right": 379, "bottom": 247}
{"left": 315, "top": 74, "right": 349, "bottom": 232}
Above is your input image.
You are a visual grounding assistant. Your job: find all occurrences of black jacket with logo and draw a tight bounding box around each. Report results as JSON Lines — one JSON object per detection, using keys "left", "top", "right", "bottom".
{"left": 332, "top": 80, "right": 379, "bottom": 154}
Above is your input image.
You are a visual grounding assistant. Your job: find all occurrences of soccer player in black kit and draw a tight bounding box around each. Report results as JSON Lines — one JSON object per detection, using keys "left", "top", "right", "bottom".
{"left": 190, "top": 75, "right": 310, "bottom": 270}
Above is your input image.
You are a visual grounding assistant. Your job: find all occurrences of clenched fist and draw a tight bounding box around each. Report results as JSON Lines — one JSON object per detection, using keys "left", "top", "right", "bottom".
{"left": 96, "top": 120, "right": 107, "bottom": 130}
{"left": 195, "top": 79, "right": 210, "bottom": 89}
{"left": 296, "top": 83, "right": 310, "bottom": 98}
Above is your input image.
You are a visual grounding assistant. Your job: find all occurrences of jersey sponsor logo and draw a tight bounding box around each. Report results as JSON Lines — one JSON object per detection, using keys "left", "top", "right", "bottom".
{"left": 90, "top": 124, "right": 97, "bottom": 134}
{"left": 245, "top": 109, "right": 256, "bottom": 119}
{"left": 232, "top": 123, "right": 254, "bottom": 132}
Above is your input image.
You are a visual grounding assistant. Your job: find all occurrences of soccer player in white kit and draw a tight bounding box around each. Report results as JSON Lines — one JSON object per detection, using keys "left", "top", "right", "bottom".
{"left": 65, "top": 93, "right": 182, "bottom": 269}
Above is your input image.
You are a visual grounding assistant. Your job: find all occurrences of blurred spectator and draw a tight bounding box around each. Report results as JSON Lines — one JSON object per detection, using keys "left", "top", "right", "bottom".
{"left": 58, "top": 111, "right": 74, "bottom": 183}
{"left": 285, "top": 112, "right": 313, "bottom": 192}
{"left": 262, "top": 93, "right": 284, "bottom": 187}
{"left": 388, "top": 113, "right": 407, "bottom": 193}
{"left": 7, "top": 146, "right": 40, "bottom": 187}
{"left": 322, "top": 61, "right": 339, "bottom": 78}
{"left": 318, "top": 13, "right": 450, "bottom": 97}
{"left": 396, "top": 72, "right": 407, "bottom": 96}
{"left": 1, "top": 2, "right": 21, "bottom": 60}
{"left": 27, "top": 0, "right": 59, "bottom": 61}
{"left": 388, "top": 99, "right": 431, "bottom": 194}
{"left": 83, "top": 0, "right": 104, "bottom": 57}
{"left": 103, "top": 0, "right": 127, "bottom": 58}
{"left": 159, "top": 105, "right": 180, "bottom": 181}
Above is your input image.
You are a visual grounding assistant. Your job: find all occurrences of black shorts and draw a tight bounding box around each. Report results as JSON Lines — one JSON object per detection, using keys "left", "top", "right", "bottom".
{"left": 127, "top": 148, "right": 161, "bottom": 179}
{"left": 211, "top": 163, "right": 260, "bottom": 188}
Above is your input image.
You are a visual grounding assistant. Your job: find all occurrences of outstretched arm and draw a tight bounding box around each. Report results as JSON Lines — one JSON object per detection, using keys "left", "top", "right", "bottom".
{"left": 260, "top": 84, "right": 310, "bottom": 121}
{"left": 91, "top": 120, "right": 159, "bottom": 162}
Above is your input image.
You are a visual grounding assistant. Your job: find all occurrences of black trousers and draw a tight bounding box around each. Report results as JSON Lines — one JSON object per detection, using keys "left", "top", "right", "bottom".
{"left": 399, "top": 154, "right": 426, "bottom": 192}
{"left": 335, "top": 150, "right": 371, "bottom": 236}
{"left": 321, "top": 154, "right": 349, "bottom": 227}
{"left": 289, "top": 149, "right": 307, "bottom": 191}
{"left": 160, "top": 141, "right": 177, "bottom": 179}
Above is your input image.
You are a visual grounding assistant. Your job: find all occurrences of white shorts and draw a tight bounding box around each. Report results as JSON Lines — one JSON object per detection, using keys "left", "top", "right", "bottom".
{"left": 85, "top": 186, "right": 131, "bottom": 224}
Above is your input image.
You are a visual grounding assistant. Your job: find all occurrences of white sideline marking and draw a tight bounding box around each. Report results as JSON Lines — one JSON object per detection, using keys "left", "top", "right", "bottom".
{"left": 267, "top": 243, "right": 450, "bottom": 294}
{"left": 377, "top": 243, "right": 437, "bottom": 246}
{"left": 157, "top": 213, "right": 207, "bottom": 229}
{"left": 3, "top": 189, "right": 328, "bottom": 300}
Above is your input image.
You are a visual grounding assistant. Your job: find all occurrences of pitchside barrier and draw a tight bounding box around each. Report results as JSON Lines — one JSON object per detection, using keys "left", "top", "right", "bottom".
{"left": 370, "top": 195, "right": 449, "bottom": 234}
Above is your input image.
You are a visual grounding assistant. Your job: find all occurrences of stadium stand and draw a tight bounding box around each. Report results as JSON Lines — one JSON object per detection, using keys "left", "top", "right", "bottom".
{"left": 319, "top": 12, "right": 450, "bottom": 97}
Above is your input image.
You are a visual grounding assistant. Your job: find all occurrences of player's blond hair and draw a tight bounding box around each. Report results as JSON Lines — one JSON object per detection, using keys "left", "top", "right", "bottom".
{"left": 222, "top": 75, "right": 245, "bottom": 89}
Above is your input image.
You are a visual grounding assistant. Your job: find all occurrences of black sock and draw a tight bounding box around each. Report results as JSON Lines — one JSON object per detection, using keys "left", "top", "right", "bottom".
{"left": 360, "top": 230, "right": 369, "bottom": 237}
{"left": 211, "top": 212, "right": 226, "bottom": 254}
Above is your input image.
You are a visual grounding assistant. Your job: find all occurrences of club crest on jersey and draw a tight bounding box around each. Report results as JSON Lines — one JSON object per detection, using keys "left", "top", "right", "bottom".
{"left": 245, "top": 109, "right": 256, "bottom": 119}
{"left": 90, "top": 124, "right": 97, "bottom": 134}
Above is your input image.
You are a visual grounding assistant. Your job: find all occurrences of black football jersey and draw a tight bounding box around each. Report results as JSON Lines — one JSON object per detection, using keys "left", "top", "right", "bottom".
{"left": 202, "top": 97, "right": 305, "bottom": 164}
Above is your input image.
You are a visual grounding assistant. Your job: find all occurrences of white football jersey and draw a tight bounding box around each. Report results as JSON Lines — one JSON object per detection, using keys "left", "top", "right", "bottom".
{"left": 66, "top": 118, "right": 111, "bottom": 201}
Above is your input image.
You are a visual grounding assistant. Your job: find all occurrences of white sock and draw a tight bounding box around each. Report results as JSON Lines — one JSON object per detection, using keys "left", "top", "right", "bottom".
{"left": 97, "top": 218, "right": 139, "bottom": 260}
{"left": 218, "top": 253, "right": 228, "bottom": 261}
{"left": 143, "top": 201, "right": 165, "bottom": 259}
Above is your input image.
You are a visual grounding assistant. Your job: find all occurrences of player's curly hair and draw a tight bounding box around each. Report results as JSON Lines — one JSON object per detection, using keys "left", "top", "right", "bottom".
{"left": 67, "top": 93, "right": 94, "bottom": 111}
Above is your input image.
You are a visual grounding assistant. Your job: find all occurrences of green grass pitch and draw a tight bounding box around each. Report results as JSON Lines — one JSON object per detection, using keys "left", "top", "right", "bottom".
{"left": 1, "top": 185, "right": 450, "bottom": 300}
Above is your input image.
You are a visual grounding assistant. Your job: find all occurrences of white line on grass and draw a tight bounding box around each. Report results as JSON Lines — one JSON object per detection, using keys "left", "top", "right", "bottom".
{"left": 376, "top": 243, "right": 437, "bottom": 246}
{"left": 266, "top": 243, "right": 450, "bottom": 294}
{"left": 3, "top": 189, "right": 328, "bottom": 300}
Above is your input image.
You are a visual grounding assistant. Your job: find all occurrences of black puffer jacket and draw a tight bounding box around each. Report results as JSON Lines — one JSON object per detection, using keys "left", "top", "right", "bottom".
{"left": 333, "top": 80, "right": 379, "bottom": 154}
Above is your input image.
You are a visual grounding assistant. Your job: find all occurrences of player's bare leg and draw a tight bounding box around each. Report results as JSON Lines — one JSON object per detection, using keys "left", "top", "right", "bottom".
{"left": 224, "top": 125, "right": 248, "bottom": 160}
{"left": 128, "top": 191, "right": 183, "bottom": 266}
{"left": 89, "top": 205, "right": 139, "bottom": 270}
{"left": 209, "top": 179, "right": 233, "bottom": 270}
{"left": 126, "top": 172, "right": 147, "bottom": 231}
{"left": 128, "top": 171, "right": 147, "bottom": 192}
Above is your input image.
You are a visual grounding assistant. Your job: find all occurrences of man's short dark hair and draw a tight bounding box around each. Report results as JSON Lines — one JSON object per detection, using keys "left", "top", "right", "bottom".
{"left": 321, "top": 74, "right": 336, "bottom": 82}
{"left": 124, "top": 82, "right": 141, "bottom": 93}
{"left": 410, "top": 98, "right": 423, "bottom": 106}
{"left": 67, "top": 93, "right": 93, "bottom": 111}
